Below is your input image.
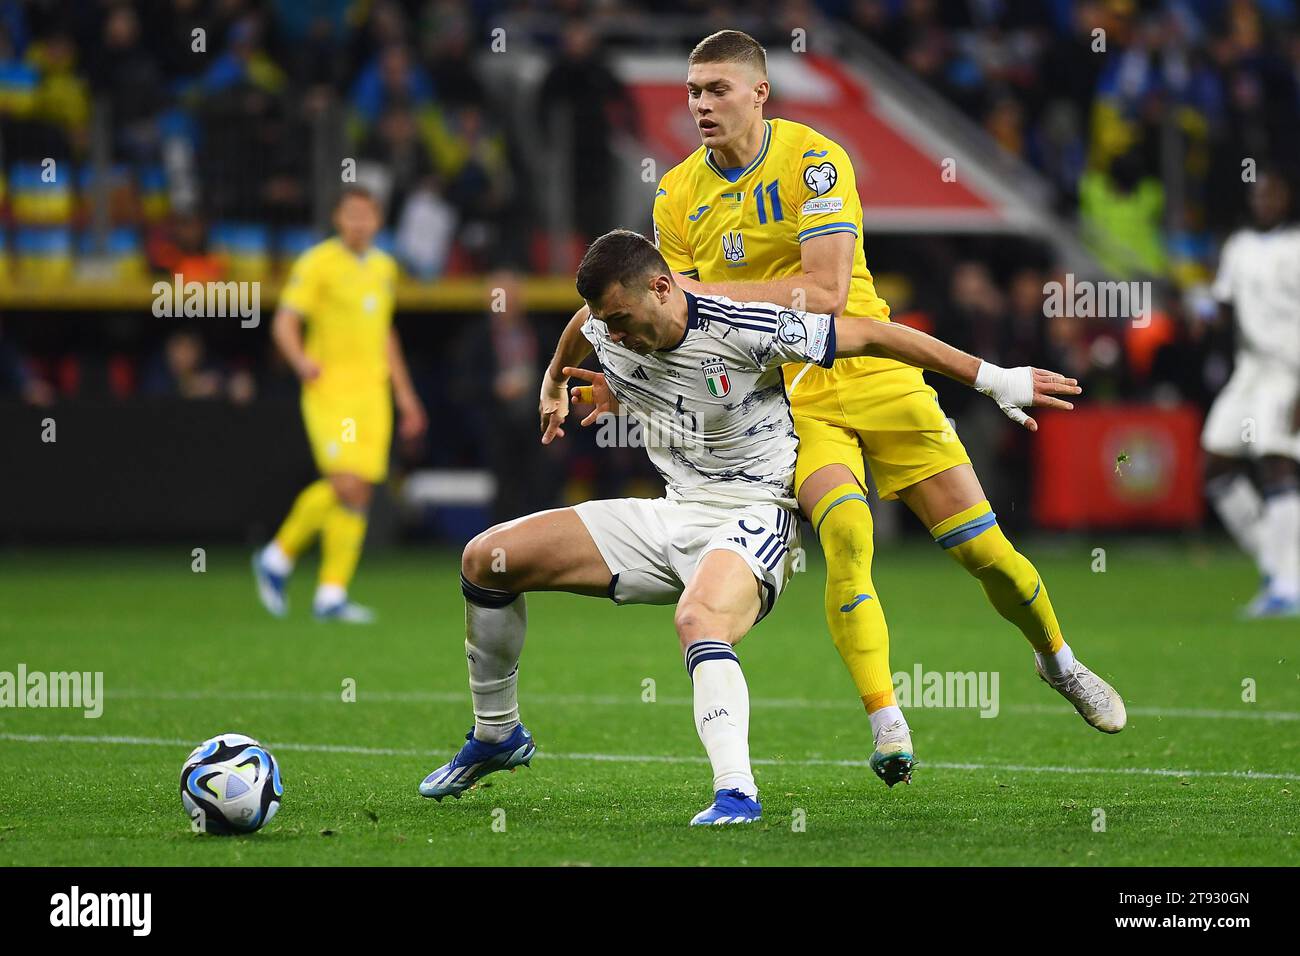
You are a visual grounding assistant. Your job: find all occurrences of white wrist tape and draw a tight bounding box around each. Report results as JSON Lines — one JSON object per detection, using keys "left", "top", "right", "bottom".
{"left": 974, "top": 361, "right": 1034, "bottom": 424}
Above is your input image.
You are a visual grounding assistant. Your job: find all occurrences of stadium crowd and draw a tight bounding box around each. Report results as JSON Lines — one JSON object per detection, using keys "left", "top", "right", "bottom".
{"left": 1, "top": 0, "right": 1295, "bottom": 522}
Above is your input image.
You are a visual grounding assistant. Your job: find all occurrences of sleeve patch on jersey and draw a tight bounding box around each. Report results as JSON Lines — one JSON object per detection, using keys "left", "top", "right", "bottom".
{"left": 811, "top": 315, "right": 833, "bottom": 367}
{"left": 801, "top": 197, "right": 844, "bottom": 215}
{"left": 777, "top": 310, "right": 808, "bottom": 345}
{"left": 803, "top": 162, "right": 838, "bottom": 196}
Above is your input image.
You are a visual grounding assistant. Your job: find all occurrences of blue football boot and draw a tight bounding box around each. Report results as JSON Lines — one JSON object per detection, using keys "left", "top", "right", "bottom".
{"left": 689, "top": 788, "right": 762, "bottom": 825}
{"left": 419, "top": 724, "right": 536, "bottom": 800}
{"left": 251, "top": 550, "right": 289, "bottom": 618}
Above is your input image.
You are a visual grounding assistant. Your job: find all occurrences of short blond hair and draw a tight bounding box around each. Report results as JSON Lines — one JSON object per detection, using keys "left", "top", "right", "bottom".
{"left": 687, "top": 30, "right": 767, "bottom": 78}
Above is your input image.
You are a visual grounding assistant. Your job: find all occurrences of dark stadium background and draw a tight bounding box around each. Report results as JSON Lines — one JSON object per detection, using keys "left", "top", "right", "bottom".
{"left": 2, "top": 0, "right": 1296, "bottom": 546}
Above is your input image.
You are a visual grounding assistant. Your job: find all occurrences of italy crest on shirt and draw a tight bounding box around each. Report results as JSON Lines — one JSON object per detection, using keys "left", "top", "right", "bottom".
{"left": 701, "top": 360, "right": 731, "bottom": 397}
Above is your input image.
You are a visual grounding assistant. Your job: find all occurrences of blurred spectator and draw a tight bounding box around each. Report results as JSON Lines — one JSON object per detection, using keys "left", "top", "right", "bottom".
{"left": 195, "top": 78, "right": 309, "bottom": 224}
{"left": 142, "top": 328, "right": 252, "bottom": 403}
{"left": 538, "top": 21, "right": 639, "bottom": 243}
{"left": 149, "top": 212, "right": 225, "bottom": 281}
{"left": 143, "top": 329, "right": 222, "bottom": 399}
{"left": 85, "top": 5, "right": 167, "bottom": 163}
{"left": 360, "top": 104, "right": 437, "bottom": 217}
{"left": 455, "top": 271, "right": 559, "bottom": 521}
{"left": 0, "top": 324, "right": 54, "bottom": 406}
{"left": 426, "top": 103, "right": 515, "bottom": 268}
{"left": 358, "top": 103, "right": 456, "bottom": 278}
{"left": 192, "top": 15, "right": 285, "bottom": 98}
{"left": 350, "top": 44, "right": 433, "bottom": 131}
{"left": 420, "top": 0, "right": 485, "bottom": 109}
{"left": 1080, "top": 148, "right": 1167, "bottom": 277}
{"left": 25, "top": 30, "right": 88, "bottom": 154}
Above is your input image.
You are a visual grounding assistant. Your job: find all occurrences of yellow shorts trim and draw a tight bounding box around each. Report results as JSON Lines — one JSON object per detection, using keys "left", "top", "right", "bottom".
{"left": 790, "top": 359, "right": 970, "bottom": 500}
{"left": 301, "top": 384, "right": 392, "bottom": 483}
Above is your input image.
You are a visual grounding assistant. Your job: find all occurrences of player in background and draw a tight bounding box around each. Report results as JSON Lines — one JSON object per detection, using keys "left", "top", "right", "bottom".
{"left": 252, "top": 186, "right": 427, "bottom": 622}
{"left": 649, "top": 31, "right": 1126, "bottom": 784}
{"left": 418, "top": 230, "right": 1080, "bottom": 824}
{"left": 1203, "top": 167, "right": 1300, "bottom": 618}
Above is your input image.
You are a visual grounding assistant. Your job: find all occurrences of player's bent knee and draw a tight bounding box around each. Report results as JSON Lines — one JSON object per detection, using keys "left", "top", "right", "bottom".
{"left": 461, "top": 527, "right": 513, "bottom": 589}
{"left": 674, "top": 600, "right": 741, "bottom": 648}
{"left": 329, "top": 474, "right": 371, "bottom": 511}
{"left": 818, "top": 503, "right": 873, "bottom": 556}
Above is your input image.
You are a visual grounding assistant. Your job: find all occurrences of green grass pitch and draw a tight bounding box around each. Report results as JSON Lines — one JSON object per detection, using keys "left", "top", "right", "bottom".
{"left": 0, "top": 540, "right": 1296, "bottom": 866}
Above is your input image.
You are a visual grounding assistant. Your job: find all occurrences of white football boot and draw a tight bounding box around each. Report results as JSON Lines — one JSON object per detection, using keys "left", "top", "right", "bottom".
{"left": 869, "top": 718, "right": 916, "bottom": 787}
{"left": 1036, "top": 658, "right": 1127, "bottom": 733}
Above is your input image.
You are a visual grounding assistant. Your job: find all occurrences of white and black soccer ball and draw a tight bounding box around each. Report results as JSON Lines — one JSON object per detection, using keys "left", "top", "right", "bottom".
{"left": 180, "top": 733, "right": 283, "bottom": 835}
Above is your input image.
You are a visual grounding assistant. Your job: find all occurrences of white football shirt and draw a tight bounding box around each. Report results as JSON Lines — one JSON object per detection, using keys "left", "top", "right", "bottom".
{"left": 1213, "top": 226, "right": 1300, "bottom": 370}
{"left": 580, "top": 291, "right": 835, "bottom": 507}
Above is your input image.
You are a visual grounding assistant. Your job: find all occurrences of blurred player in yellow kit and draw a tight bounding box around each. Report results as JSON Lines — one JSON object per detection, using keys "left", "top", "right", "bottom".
{"left": 644, "top": 31, "right": 1126, "bottom": 782}
{"left": 252, "top": 186, "right": 426, "bottom": 622}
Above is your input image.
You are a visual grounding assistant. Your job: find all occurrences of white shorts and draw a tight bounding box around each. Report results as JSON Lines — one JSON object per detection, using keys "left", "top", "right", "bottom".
{"left": 573, "top": 497, "right": 800, "bottom": 621}
{"left": 1202, "top": 359, "right": 1300, "bottom": 460}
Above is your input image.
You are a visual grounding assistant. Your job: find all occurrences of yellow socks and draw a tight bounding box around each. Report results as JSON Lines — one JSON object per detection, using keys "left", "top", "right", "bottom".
{"left": 320, "top": 503, "right": 368, "bottom": 591}
{"left": 273, "top": 479, "right": 338, "bottom": 560}
{"left": 271, "top": 478, "right": 368, "bottom": 592}
{"left": 811, "top": 483, "right": 897, "bottom": 713}
{"left": 931, "top": 501, "right": 1063, "bottom": 655}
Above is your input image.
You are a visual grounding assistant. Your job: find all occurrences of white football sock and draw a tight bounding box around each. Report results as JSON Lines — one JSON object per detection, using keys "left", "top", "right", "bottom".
{"left": 261, "top": 541, "right": 293, "bottom": 576}
{"left": 685, "top": 640, "right": 756, "bottom": 799}
{"left": 1260, "top": 490, "right": 1300, "bottom": 601}
{"left": 1036, "top": 640, "right": 1076, "bottom": 680}
{"left": 868, "top": 704, "right": 906, "bottom": 740}
{"left": 465, "top": 596, "right": 527, "bottom": 743}
{"left": 313, "top": 582, "right": 346, "bottom": 611}
{"left": 1207, "top": 473, "right": 1267, "bottom": 576}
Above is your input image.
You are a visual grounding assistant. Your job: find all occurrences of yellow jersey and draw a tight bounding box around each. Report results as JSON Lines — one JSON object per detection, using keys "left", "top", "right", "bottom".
{"left": 278, "top": 237, "right": 397, "bottom": 390}
{"left": 652, "top": 117, "right": 890, "bottom": 323}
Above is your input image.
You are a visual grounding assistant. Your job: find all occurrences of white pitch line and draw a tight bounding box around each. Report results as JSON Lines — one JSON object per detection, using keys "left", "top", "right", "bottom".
{"left": 2, "top": 732, "right": 1298, "bottom": 783}
{"left": 103, "top": 687, "right": 1300, "bottom": 722}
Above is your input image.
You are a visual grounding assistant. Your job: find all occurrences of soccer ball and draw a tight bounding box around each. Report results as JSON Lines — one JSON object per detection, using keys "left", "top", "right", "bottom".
{"left": 180, "top": 733, "right": 283, "bottom": 835}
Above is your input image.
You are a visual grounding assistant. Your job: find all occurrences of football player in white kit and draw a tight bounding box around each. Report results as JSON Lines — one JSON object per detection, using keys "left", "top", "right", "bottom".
{"left": 419, "top": 229, "right": 1081, "bottom": 824}
{"left": 1203, "top": 168, "right": 1300, "bottom": 618}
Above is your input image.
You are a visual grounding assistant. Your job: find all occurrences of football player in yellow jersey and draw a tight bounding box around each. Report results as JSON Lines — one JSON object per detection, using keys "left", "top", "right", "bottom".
{"left": 252, "top": 187, "right": 427, "bottom": 622}
{"left": 649, "top": 31, "right": 1126, "bottom": 783}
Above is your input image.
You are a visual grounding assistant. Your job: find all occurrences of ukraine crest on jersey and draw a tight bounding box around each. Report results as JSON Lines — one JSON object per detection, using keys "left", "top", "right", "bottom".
{"left": 652, "top": 117, "right": 890, "bottom": 322}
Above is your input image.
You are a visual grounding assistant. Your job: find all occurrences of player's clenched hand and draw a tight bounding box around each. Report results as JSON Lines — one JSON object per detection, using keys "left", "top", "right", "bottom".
{"left": 539, "top": 373, "right": 569, "bottom": 444}
{"left": 974, "top": 362, "right": 1082, "bottom": 433}
{"left": 564, "top": 366, "right": 616, "bottom": 426}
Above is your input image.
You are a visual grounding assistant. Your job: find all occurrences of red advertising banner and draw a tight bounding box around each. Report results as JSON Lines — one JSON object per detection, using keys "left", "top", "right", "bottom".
{"left": 1032, "top": 405, "right": 1205, "bottom": 529}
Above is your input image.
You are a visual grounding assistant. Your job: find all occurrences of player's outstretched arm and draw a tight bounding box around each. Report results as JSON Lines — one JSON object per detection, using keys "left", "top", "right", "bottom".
{"left": 835, "top": 315, "right": 1081, "bottom": 432}
{"left": 540, "top": 304, "right": 595, "bottom": 444}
